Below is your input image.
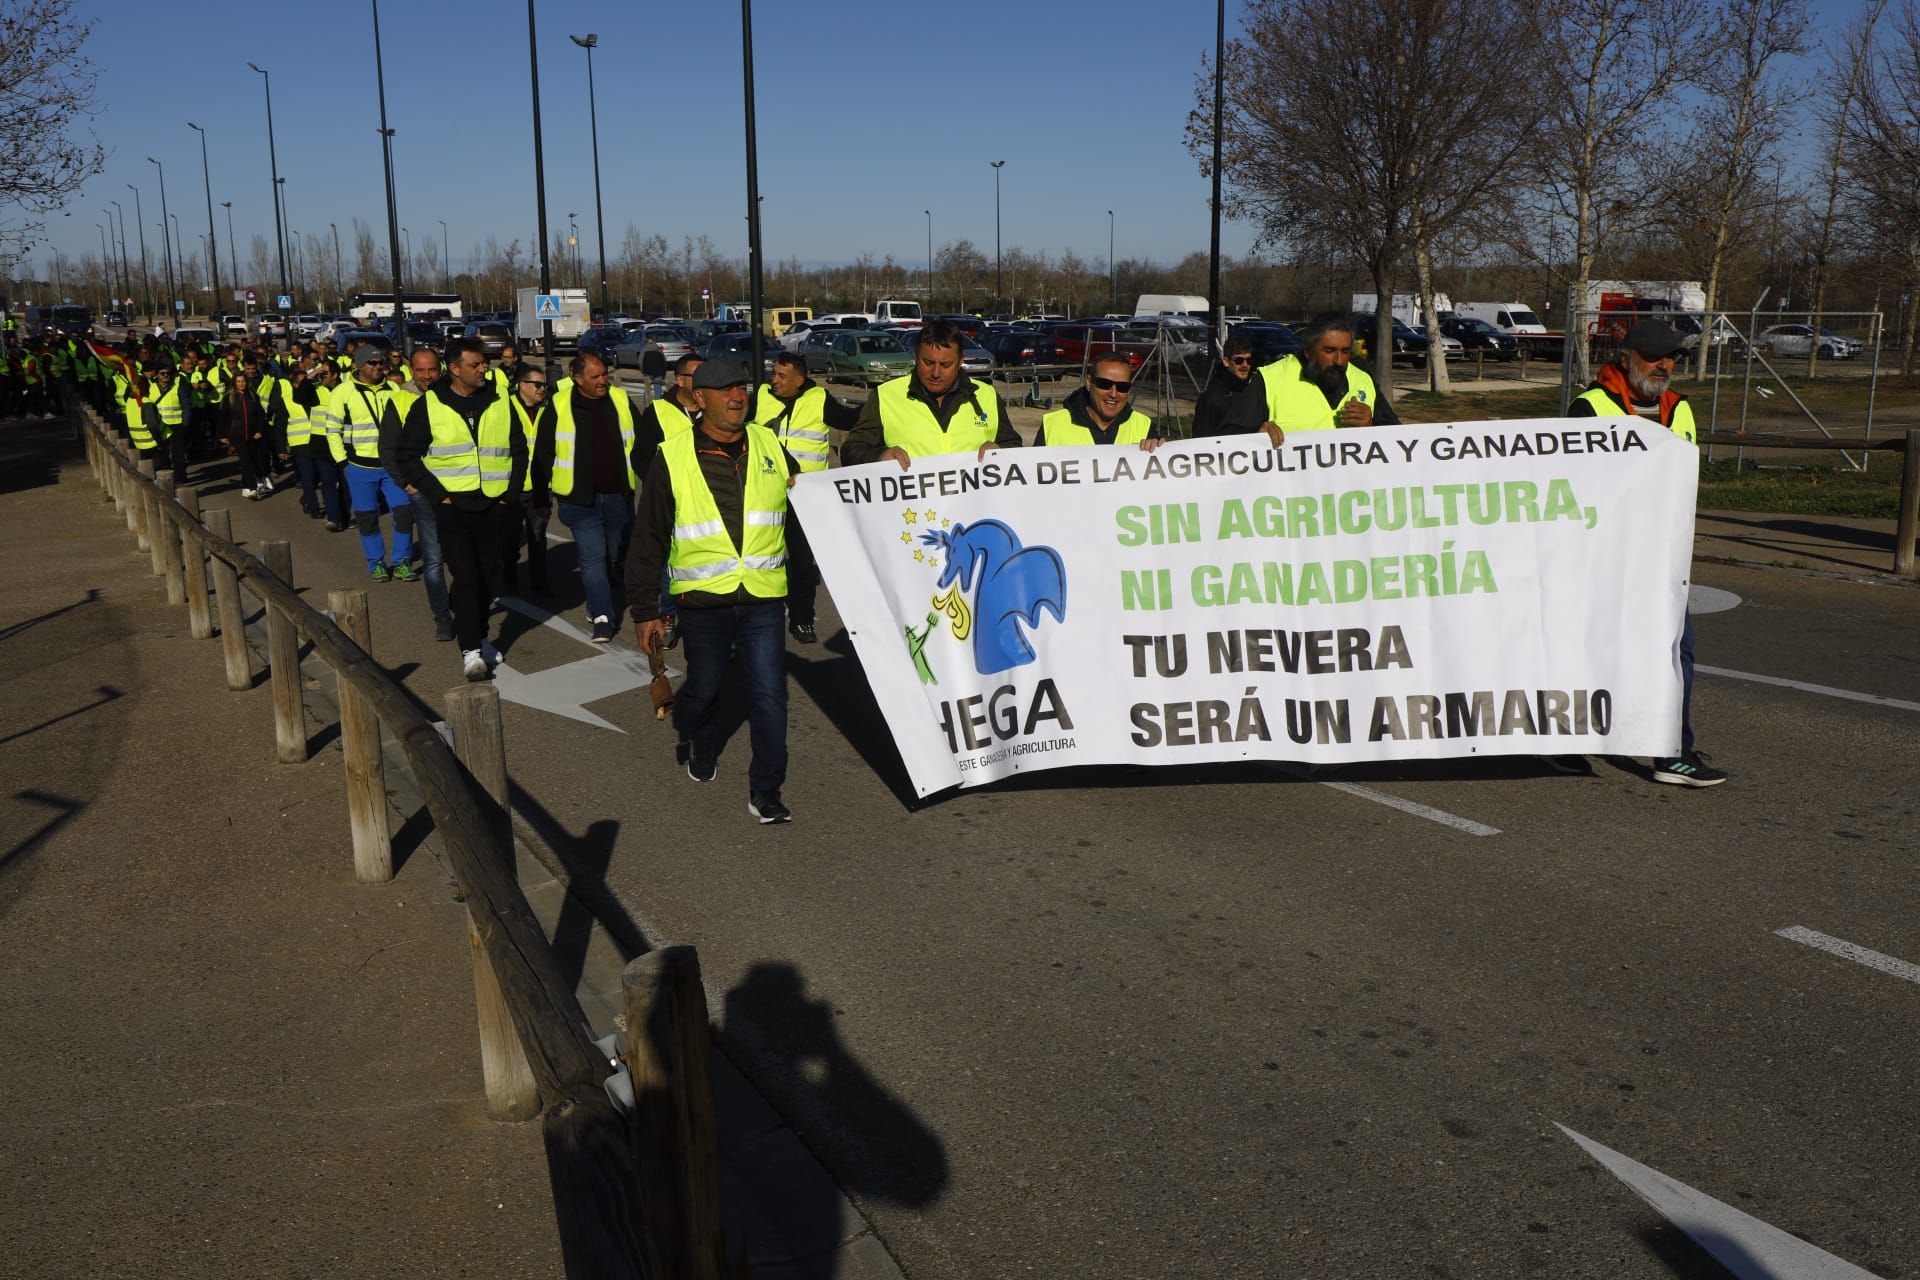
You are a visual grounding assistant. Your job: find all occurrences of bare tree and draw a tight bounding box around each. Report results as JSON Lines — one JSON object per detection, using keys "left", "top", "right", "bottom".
{"left": 352, "top": 218, "right": 377, "bottom": 291}
{"left": 1847, "top": 3, "right": 1920, "bottom": 372}
{"left": 1189, "top": 0, "right": 1543, "bottom": 405}
{"left": 0, "top": 0, "right": 104, "bottom": 272}
{"left": 1804, "top": 0, "right": 1885, "bottom": 375}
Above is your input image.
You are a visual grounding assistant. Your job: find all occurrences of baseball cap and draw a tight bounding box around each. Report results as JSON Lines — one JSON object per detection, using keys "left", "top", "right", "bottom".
{"left": 692, "top": 357, "right": 750, "bottom": 389}
{"left": 350, "top": 343, "right": 385, "bottom": 368}
{"left": 1622, "top": 319, "right": 1686, "bottom": 360}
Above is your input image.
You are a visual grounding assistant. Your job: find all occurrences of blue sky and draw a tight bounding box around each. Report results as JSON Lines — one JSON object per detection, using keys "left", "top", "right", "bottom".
{"left": 48, "top": 0, "right": 1874, "bottom": 288}
{"left": 51, "top": 0, "right": 1256, "bottom": 285}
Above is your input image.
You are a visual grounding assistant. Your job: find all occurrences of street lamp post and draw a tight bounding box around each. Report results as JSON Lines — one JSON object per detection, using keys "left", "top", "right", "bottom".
{"left": 169, "top": 212, "right": 185, "bottom": 306}
{"left": 220, "top": 202, "right": 237, "bottom": 306}
{"left": 369, "top": 1, "right": 408, "bottom": 353}
{"left": 570, "top": 33, "right": 612, "bottom": 319}
{"left": 107, "top": 202, "right": 131, "bottom": 310}
{"left": 567, "top": 214, "right": 579, "bottom": 289}
{"left": 148, "top": 157, "right": 178, "bottom": 329}
{"left": 276, "top": 176, "right": 294, "bottom": 304}
{"left": 1108, "top": 210, "right": 1116, "bottom": 313}
{"left": 925, "top": 209, "right": 933, "bottom": 311}
{"left": 245, "top": 62, "right": 291, "bottom": 301}
{"left": 402, "top": 226, "right": 412, "bottom": 286}
{"left": 526, "top": 0, "right": 555, "bottom": 358}
{"left": 1207, "top": 0, "right": 1225, "bottom": 344}
{"left": 127, "top": 184, "right": 152, "bottom": 324}
{"left": 96, "top": 223, "right": 113, "bottom": 309}
{"left": 742, "top": 0, "right": 765, "bottom": 372}
{"left": 187, "top": 123, "right": 223, "bottom": 321}
{"left": 330, "top": 222, "right": 343, "bottom": 309}
{"left": 437, "top": 218, "right": 449, "bottom": 290}
{"left": 990, "top": 160, "right": 1005, "bottom": 316}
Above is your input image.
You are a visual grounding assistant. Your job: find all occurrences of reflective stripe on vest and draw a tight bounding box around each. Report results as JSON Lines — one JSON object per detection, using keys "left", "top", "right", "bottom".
{"left": 329, "top": 379, "right": 387, "bottom": 463}
{"left": 154, "top": 382, "right": 184, "bottom": 429}
{"left": 753, "top": 384, "right": 832, "bottom": 472}
{"left": 1574, "top": 387, "right": 1698, "bottom": 445}
{"left": 1258, "top": 354, "right": 1376, "bottom": 431}
{"left": 422, "top": 389, "right": 514, "bottom": 496}
{"left": 1039, "top": 406, "right": 1152, "bottom": 447}
{"left": 280, "top": 380, "right": 312, "bottom": 447}
{"left": 662, "top": 422, "right": 790, "bottom": 598}
{"left": 551, "top": 385, "right": 636, "bottom": 494}
{"left": 875, "top": 376, "right": 999, "bottom": 457}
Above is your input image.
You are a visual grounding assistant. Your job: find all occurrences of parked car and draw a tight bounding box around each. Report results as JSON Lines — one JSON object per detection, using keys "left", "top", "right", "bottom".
{"left": 1755, "top": 323, "right": 1858, "bottom": 360}
{"left": 1049, "top": 322, "right": 1154, "bottom": 370}
{"left": 171, "top": 326, "right": 218, "bottom": 347}
{"left": 1438, "top": 316, "right": 1517, "bottom": 361}
{"left": 379, "top": 319, "right": 444, "bottom": 351}
{"left": 902, "top": 329, "right": 994, "bottom": 377}
{"left": 807, "top": 330, "right": 913, "bottom": 382}
{"left": 577, "top": 325, "right": 629, "bottom": 358}
{"left": 289, "top": 313, "right": 327, "bottom": 338}
{"left": 461, "top": 320, "right": 514, "bottom": 357}
{"left": 104, "top": 309, "right": 129, "bottom": 327}
{"left": 1355, "top": 315, "right": 1432, "bottom": 367}
{"left": 1230, "top": 322, "right": 1302, "bottom": 364}
{"left": 979, "top": 327, "right": 1061, "bottom": 375}
{"left": 695, "top": 318, "right": 749, "bottom": 341}
{"left": 698, "top": 331, "right": 776, "bottom": 374}
{"left": 333, "top": 328, "right": 392, "bottom": 354}
{"left": 220, "top": 315, "right": 248, "bottom": 337}
{"left": 1417, "top": 326, "right": 1467, "bottom": 359}
{"left": 434, "top": 319, "right": 467, "bottom": 342}
{"left": 777, "top": 318, "right": 849, "bottom": 352}
{"left": 643, "top": 324, "right": 695, "bottom": 364}
{"left": 255, "top": 313, "right": 289, "bottom": 338}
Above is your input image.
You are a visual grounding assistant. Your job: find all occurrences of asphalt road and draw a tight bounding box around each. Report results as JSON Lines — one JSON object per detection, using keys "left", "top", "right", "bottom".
{"left": 177, "top": 437, "right": 1918, "bottom": 1278}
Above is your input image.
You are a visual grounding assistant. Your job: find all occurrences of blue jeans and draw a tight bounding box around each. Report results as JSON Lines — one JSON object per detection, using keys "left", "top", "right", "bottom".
{"left": 408, "top": 489, "right": 450, "bottom": 621}
{"left": 675, "top": 601, "right": 788, "bottom": 793}
{"left": 344, "top": 462, "right": 414, "bottom": 571}
{"left": 313, "top": 449, "right": 349, "bottom": 524}
{"left": 557, "top": 491, "right": 634, "bottom": 624}
{"left": 291, "top": 446, "right": 321, "bottom": 514}
{"left": 1679, "top": 608, "right": 1695, "bottom": 755}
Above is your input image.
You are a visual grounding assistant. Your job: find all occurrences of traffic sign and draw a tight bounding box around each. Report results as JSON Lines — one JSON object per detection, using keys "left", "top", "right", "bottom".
{"left": 534, "top": 293, "right": 562, "bottom": 320}
{"left": 244, "top": 289, "right": 256, "bottom": 304}
{"left": 173, "top": 300, "right": 186, "bottom": 312}
{"left": 277, "top": 294, "right": 292, "bottom": 310}
{"left": 700, "top": 287, "right": 710, "bottom": 298}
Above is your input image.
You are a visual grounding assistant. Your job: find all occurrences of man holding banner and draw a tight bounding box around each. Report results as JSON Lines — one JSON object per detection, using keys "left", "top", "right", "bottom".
{"left": 1038, "top": 355, "right": 1162, "bottom": 449}
{"left": 841, "top": 318, "right": 1022, "bottom": 468}
{"left": 1257, "top": 312, "right": 1401, "bottom": 443}
{"left": 1569, "top": 317, "right": 1724, "bottom": 788}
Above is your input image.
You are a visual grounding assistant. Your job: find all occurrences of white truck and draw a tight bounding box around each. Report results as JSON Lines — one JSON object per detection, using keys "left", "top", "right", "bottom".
{"left": 1133, "top": 293, "right": 1209, "bottom": 319}
{"left": 516, "top": 286, "right": 590, "bottom": 354}
{"left": 1350, "top": 292, "right": 1453, "bottom": 328}
{"left": 1452, "top": 301, "right": 1548, "bottom": 336}
{"left": 872, "top": 299, "right": 923, "bottom": 327}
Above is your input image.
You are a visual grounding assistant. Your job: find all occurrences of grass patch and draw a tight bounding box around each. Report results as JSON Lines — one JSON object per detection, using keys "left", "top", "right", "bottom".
{"left": 1696, "top": 457, "right": 1904, "bottom": 518}
{"left": 1394, "top": 384, "right": 1565, "bottom": 423}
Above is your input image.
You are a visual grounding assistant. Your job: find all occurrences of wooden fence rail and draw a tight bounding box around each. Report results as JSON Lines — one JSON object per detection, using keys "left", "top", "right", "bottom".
{"left": 72, "top": 401, "right": 741, "bottom": 1279}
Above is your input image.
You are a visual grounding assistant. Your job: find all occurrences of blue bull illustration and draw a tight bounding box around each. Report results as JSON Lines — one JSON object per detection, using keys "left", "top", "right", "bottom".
{"left": 920, "top": 519, "right": 1067, "bottom": 674}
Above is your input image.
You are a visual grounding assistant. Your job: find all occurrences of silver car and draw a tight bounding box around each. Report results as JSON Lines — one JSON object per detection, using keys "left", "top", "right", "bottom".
{"left": 1756, "top": 323, "right": 1858, "bottom": 360}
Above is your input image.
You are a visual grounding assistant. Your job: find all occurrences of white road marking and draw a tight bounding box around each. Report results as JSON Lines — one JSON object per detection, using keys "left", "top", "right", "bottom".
{"left": 489, "top": 596, "right": 679, "bottom": 732}
{"left": 1698, "top": 665, "right": 1920, "bottom": 714}
{"left": 1775, "top": 926, "right": 1920, "bottom": 986}
{"left": 1318, "top": 781, "right": 1500, "bottom": 837}
{"left": 1557, "top": 1125, "right": 1880, "bottom": 1279}
{"left": 1688, "top": 585, "right": 1742, "bottom": 615}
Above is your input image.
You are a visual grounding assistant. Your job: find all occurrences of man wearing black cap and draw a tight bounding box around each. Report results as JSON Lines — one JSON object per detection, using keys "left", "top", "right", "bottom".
{"left": 1570, "top": 317, "right": 1724, "bottom": 787}
{"left": 626, "top": 357, "right": 807, "bottom": 825}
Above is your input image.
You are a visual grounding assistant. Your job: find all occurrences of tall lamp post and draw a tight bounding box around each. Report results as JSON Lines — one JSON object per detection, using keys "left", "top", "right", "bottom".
{"left": 330, "top": 222, "right": 343, "bottom": 309}
{"left": 127, "top": 184, "right": 152, "bottom": 325}
{"left": 1207, "top": 0, "right": 1225, "bottom": 344}
{"left": 401, "top": 226, "right": 412, "bottom": 286}
{"left": 369, "top": 1, "right": 408, "bottom": 353}
{"left": 741, "top": 0, "right": 765, "bottom": 371}
{"left": 924, "top": 209, "right": 933, "bottom": 311}
{"left": 147, "top": 157, "right": 178, "bottom": 329}
{"left": 526, "top": 0, "right": 555, "bottom": 359}
{"left": 105, "top": 205, "right": 130, "bottom": 308}
{"left": 276, "top": 176, "right": 294, "bottom": 303}
{"left": 990, "top": 160, "right": 1005, "bottom": 316}
{"left": 245, "top": 61, "right": 291, "bottom": 301}
{"left": 169, "top": 212, "right": 185, "bottom": 306}
{"left": 570, "top": 33, "right": 612, "bottom": 319}
{"left": 437, "top": 218, "right": 449, "bottom": 289}
{"left": 1108, "top": 210, "right": 1116, "bottom": 312}
{"left": 96, "top": 223, "right": 113, "bottom": 309}
{"left": 220, "top": 202, "right": 237, "bottom": 304}
{"left": 186, "top": 123, "right": 222, "bottom": 321}
{"left": 567, "top": 213, "right": 579, "bottom": 288}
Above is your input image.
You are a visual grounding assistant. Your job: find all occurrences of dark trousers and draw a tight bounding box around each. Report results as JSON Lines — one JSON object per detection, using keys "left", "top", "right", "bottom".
{"left": 290, "top": 446, "right": 321, "bottom": 513}
{"left": 313, "top": 449, "right": 349, "bottom": 523}
{"left": 785, "top": 509, "right": 818, "bottom": 626}
{"left": 1679, "top": 608, "right": 1696, "bottom": 756}
{"left": 503, "top": 501, "right": 550, "bottom": 592}
{"left": 675, "top": 600, "right": 788, "bottom": 793}
{"left": 438, "top": 501, "right": 514, "bottom": 652}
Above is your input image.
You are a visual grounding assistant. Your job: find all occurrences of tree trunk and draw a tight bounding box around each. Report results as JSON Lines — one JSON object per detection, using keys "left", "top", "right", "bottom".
{"left": 1372, "top": 275, "right": 1395, "bottom": 416}
{"left": 1416, "top": 237, "right": 1450, "bottom": 394}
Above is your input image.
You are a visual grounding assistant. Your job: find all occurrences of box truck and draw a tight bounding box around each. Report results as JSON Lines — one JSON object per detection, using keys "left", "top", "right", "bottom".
{"left": 516, "top": 286, "right": 590, "bottom": 354}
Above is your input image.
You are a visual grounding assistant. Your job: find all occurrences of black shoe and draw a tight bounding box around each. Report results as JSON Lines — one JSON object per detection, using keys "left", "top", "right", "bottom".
{"left": 748, "top": 790, "right": 792, "bottom": 824}
{"left": 1653, "top": 751, "right": 1727, "bottom": 788}
{"left": 687, "top": 747, "right": 716, "bottom": 783}
{"left": 590, "top": 615, "right": 615, "bottom": 643}
{"left": 325, "top": 520, "right": 347, "bottom": 533}
{"left": 789, "top": 620, "right": 818, "bottom": 644}
{"left": 433, "top": 614, "right": 455, "bottom": 643}
{"left": 1541, "top": 754, "right": 1590, "bottom": 775}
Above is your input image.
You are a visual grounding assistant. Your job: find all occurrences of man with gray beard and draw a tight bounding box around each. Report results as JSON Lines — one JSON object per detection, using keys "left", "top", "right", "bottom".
{"left": 1569, "top": 317, "right": 1724, "bottom": 788}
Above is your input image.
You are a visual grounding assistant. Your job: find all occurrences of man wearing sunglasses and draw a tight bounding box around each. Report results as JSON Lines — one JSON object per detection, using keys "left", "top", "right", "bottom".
{"left": 502, "top": 367, "right": 553, "bottom": 597}
{"left": 1038, "top": 355, "right": 1161, "bottom": 450}
{"left": 1193, "top": 334, "right": 1267, "bottom": 437}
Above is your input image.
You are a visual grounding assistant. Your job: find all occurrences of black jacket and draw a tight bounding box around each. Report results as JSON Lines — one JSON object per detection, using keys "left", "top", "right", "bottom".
{"left": 1192, "top": 369, "right": 1265, "bottom": 437}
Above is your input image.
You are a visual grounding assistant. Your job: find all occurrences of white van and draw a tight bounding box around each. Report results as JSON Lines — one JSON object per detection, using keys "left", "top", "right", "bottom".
{"left": 1453, "top": 301, "right": 1546, "bottom": 336}
{"left": 1133, "top": 293, "right": 1209, "bottom": 319}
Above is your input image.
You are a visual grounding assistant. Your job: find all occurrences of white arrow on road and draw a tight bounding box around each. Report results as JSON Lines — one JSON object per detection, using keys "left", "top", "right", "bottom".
{"left": 490, "top": 597, "right": 679, "bottom": 733}
{"left": 1556, "top": 1124, "right": 1881, "bottom": 1279}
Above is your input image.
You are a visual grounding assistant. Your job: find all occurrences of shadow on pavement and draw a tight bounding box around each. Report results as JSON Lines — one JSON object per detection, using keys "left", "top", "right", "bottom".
{"left": 0, "top": 588, "right": 101, "bottom": 644}
{"left": 1, "top": 789, "right": 84, "bottom": 880}
{"left": 1701, "top": 512, "right": 1893, "bottom": 552}
{"left": 0, "top": 417, "right": 69, "bottom": 495}
{"left": 0, "top": 685, "right": 124, "bottom": 750}
{"left": 510, "top": 781, "right": 652, "bottom": 970}
{"left": 786, "top": 626, "right": 918, "bottom": 809}
{"left": 1637, "top": 1222, "right": 1747, "bottom": 1278}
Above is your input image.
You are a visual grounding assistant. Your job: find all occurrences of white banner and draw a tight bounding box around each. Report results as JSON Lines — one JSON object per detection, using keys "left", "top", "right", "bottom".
{"left": 792, "top": 418, "right": 1697, "bottom": 797}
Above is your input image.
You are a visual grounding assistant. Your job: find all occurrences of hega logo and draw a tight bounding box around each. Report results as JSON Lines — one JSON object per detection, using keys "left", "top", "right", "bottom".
{"left": 895, "top": 507, "right": 1067, "bottom": 685}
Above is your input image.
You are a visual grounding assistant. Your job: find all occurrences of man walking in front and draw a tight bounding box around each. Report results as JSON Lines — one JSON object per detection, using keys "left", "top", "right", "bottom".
{"left": 530, "top": 350, "right": 643, "bottom": 643}
{"left": 627, "top": 358, "right": 803, "bottom": 825}
{"left": 390, "top": 339, "right": 526, "bottom": 681}
{"left": 383, "top": 347, "right": 454, "bottom": 640}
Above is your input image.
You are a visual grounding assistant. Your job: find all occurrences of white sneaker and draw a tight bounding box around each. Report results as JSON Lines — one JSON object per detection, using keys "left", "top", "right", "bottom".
{"left": 240, "top": 488, "right": 256, "bottom": 499}
{"left": 479, "top": 639, "right": 502, "bottom": 669}
{"left": 462, "top": 648, "right": 488, "bottom": 681}
{"left": 259, "top": 477, "right": 274, "bottom": 493}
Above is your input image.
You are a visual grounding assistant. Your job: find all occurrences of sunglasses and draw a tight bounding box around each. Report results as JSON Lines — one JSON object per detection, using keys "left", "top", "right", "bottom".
{"left": 1225, "top": 356, "right": 1253, "bottom": 365}
{"left": 1090, "top": 375, "right": 1132, "bottom": 392}
{"left": 522, "top": 380, "right": 548, "bottom": 389}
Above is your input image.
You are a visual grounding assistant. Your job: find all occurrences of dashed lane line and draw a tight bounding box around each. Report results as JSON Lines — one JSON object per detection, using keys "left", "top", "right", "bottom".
{"left": 1318, "top": 781, "right": 1501, "bottom": 837}
{"left": 1775, "top": 926, "right": 1920, "bottom": 987}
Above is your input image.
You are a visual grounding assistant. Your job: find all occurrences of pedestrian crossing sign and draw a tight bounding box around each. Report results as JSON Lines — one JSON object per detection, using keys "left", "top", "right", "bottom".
{"left": 535, "top": 294, "right": 562, "bottom": 319}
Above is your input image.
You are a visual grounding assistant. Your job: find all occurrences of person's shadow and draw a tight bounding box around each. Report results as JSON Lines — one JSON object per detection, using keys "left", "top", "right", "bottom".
{"left": 719, "top": 963, "right": 947, "bottom": 1276}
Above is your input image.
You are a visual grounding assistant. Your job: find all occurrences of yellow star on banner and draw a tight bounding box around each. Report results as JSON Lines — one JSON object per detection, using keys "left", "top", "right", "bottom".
{"left": 941, "top": 517, "right": 951, "bottom": 528}
{"left": 903, "top": 509, "right": 918, "bottom": 525}
{"left": 913, "top": 549, "right": 925, "bottom": 562}
{"left": 923, "top": 509, "right": 936, "bottom": 523}
{"left": 899, "top": 530, "right": 911, "bottom": 544}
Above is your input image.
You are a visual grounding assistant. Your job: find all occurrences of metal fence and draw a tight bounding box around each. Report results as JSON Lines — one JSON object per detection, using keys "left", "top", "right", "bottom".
{"left": 1557, "top": 298, "right": 1887, "bottom": 470}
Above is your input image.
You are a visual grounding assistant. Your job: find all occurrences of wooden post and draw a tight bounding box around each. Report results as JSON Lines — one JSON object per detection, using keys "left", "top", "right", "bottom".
{"left": 155, "top": 473, "right": 187, "bottom": 605}
{"left": 446, "top": 683, "right": 540, "bottom": 1122}
{"left": 136, "top": 457, "right": 156, "bottom": 553}
{"left": 120, "top": 443, "right": 140, "bottom": 540}
{"left": 204, "top": 508, "right": 253, "bottom": 691}
{"left": 622, "top": 947, "right": 727, "bottom": 1280}
{"left": 176, "top": 485, "right": 214, "bottom": 639}
{"left": 328, "top": 589, "right": 392, "bottom": 884}
{"left": 1897, "top": 429, "right": 1920, "bottom": 577}
{"left": 262, "top": 539, "right": 307, "bottom": 764}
